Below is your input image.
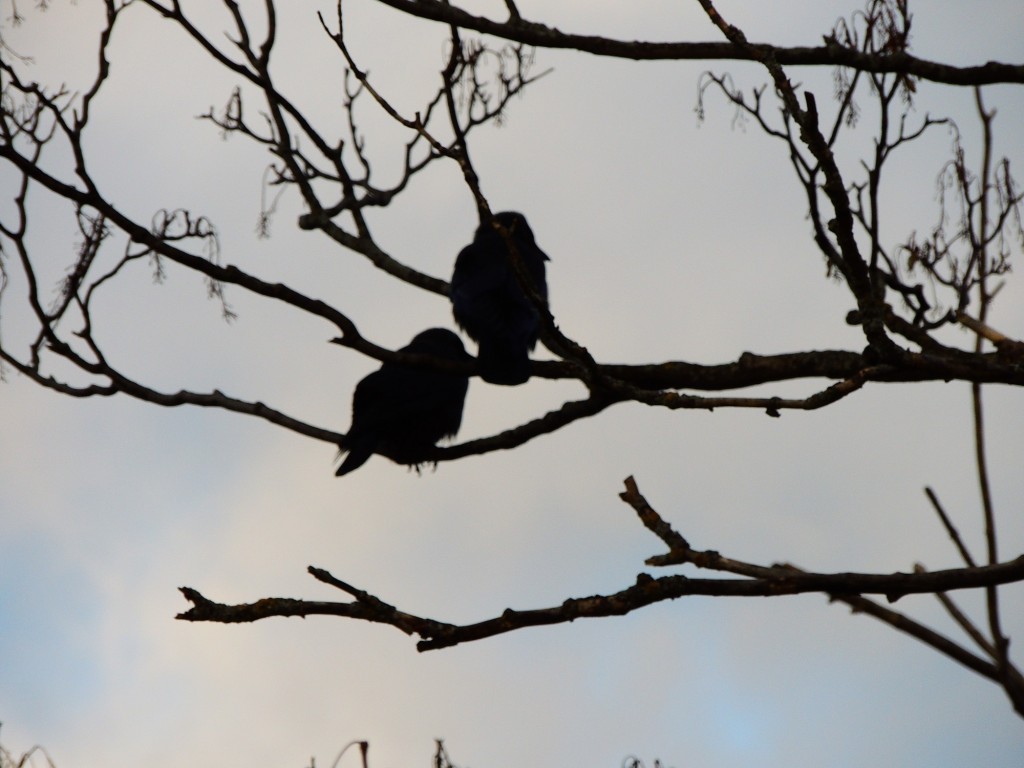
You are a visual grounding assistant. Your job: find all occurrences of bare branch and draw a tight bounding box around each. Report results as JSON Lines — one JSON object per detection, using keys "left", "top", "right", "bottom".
{"left": 924, "top": 487, "right": 977, "bottom": 568}
{"left": 177, "top": 479, "right": 1024, "bottom": 658}
{"left": 365, "top": 0, "right": 1024, "bottom": 86}
{"left": 915, "top": 564, "right": 997, "bottom": 657}
{"left": 831, "top": 592, "right": 1004, "bottom": 685}
{"left": 176, "top": 550, "right": 1024, "bottom": 651}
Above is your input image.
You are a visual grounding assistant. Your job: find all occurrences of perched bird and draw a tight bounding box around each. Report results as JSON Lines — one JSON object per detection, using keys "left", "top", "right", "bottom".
{"left": 335, "top": 328, "right": 471, "bottom": 476}
{"left": 451, "top": 211, "right": 550, "bottom": 385}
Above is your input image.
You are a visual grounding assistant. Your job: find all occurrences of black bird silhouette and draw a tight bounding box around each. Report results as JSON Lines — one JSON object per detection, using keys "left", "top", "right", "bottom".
{"left": 451, "top": 211, "right": 549, "bottom": 385}
{"left": 335, "top": 328, "right": 471, "bottom": 476}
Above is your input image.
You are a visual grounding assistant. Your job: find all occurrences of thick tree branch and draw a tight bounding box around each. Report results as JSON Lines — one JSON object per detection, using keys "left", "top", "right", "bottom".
{"left": 366, "top": 0, "right": 1024, "bottom": 86}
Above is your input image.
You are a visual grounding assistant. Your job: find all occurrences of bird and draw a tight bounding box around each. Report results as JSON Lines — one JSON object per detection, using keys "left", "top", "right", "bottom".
{"left": 450, "top": 211, "right": 550, "bottom": 385}
{"left": 335, "top": 328, "right": 471, "bottom": 476}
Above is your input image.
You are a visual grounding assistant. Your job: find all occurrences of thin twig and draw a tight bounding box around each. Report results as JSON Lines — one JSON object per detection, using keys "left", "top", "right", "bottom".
{"left": 924, "top": 487, "right": 977, "bottom": 568}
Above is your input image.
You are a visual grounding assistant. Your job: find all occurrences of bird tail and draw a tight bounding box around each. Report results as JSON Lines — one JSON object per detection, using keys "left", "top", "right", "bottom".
{"left": 477, "top": 339, "right": 531, "bottom": 385}
{"left": 335, "top": 439, "right": 372, "bottom": 476}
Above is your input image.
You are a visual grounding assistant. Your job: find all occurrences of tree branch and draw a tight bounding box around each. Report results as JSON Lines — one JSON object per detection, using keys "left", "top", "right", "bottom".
{"left": 178, "top": 478, "right": 1024, "bottom": 657}
{"left": 365, "top": 0, "right": 1024, "bottom": 85}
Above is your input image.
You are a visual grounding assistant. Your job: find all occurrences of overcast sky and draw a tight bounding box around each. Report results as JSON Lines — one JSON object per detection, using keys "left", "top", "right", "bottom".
{"left": 2, "top": 2, "right": 1023, "bottom": 766}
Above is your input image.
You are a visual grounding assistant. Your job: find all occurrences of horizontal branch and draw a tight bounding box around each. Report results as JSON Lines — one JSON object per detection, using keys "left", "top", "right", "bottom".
{"left": 177, "top": 553, "right": 1024, "bottom": 651}
{"left": 623, "top": 371, "right": 869, "bottom": 416}
{"left": 583, "top": 347, "right": 1024, "bottom": 389}
{"left": 177, "top": 575, "right": 452, "bottom": 639}
{"left": 176, "top": 477, "right": 1024, "bottom": 659}
{"left": 369, "top": 0, "right": 1024, "bottom": 85}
